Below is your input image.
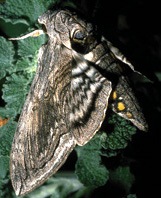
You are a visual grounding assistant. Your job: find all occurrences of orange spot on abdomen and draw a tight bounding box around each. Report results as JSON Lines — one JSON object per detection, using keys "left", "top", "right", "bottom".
{"left": 117, "top": 102, "right": 126, "bottom": 111}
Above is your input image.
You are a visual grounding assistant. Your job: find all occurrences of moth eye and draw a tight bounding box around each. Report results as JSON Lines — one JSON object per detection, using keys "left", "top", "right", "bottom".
{"left": 73, "top": 30, "right": 86, "bottom": 40}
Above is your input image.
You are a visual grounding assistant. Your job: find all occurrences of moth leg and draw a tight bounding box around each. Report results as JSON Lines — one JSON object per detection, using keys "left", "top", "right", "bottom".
{"left": 9, "top": 29, "right": 45, "bottom": 40}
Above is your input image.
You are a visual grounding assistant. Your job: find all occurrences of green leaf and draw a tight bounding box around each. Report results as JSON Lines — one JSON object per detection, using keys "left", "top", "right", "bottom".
{"left": 0, "top": 119, "right": 17, "bottom": 197}
{"left": 15, "top": 58, "right": 36, "bottom": 73}
{"left": 0, "top": 16, "right": 30, "bottom": 26}
{"left": 0, "top": 70, "right": 5, "bottom": 80}
{"left": 0, "top": 119, "right": 17, "bottom": 156}
{"left": 126, "top": 194, "right": 137, "bottom": 198}
{"left": 0, "top": 156, "right": 9, "bottom": 179}
{"left": 23, "top": 173, "right": 84, "bottom": 198}
{"left": 75, "top": 113, "right": 137, "bottom": 188}
{"left": 0, "top": 17, "right": 29, "bottom": 38}
{"left": 155, "top": 72, "right": 161, "bottom": 82}
{"left": 61, "top": 1, "right": 77, "bottom": 8}
{"left": 75, "top": 135, "right": 109, "bottom": 187}
{"left": 0, "top": 37, "right": 14, "bottom": 79}
{"left": 17, "top": 34, "right": 46, "bottom": 57}
{"left": 0, "top": 107, "right": 16, "bottom": 118}
{"left": 106, "top": 113, "right": 137, "bottom": 150}
{"left": 0, "top": 0, "right": 60, "bottom": 24}
{"left": 110, "top": 166, "right": 135, "bottom": 194}
{"left": 2, "top": 73, "right": 32, "bottom": 116}
{"left": 0, "top": 174, "right": 16, "bottom": 198}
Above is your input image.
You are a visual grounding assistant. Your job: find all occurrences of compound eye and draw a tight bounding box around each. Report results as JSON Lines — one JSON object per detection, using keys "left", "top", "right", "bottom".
{"left": 73, "top": 30, "right": 86, "bottom": 40}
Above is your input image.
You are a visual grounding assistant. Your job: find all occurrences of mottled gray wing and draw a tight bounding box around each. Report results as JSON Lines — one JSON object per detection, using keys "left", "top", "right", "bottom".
{"left": 10, "top": 44, "right": 76, "bottom": 196}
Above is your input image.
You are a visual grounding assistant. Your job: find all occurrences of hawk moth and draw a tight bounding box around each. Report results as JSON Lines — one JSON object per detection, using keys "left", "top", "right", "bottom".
{"left": 10, "top": 9, "right": 148, "bottom": 196}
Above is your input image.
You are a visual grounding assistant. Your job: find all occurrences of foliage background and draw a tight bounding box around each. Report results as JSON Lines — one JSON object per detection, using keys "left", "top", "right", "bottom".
{"left": 0, "top": 0, "right": 160, "bottom": 198}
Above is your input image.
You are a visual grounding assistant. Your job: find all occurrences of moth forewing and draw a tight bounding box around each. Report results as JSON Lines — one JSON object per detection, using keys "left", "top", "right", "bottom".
{"left": 10, "top": 25, "right": 77, "bottom": 195}
{"left": 10, "top": 42, "right": 77, "bottom": 196}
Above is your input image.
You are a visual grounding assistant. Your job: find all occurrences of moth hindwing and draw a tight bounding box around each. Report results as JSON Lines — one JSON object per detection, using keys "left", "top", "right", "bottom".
{"left": 10, "top": 9, "right": 147, "bottom": 196}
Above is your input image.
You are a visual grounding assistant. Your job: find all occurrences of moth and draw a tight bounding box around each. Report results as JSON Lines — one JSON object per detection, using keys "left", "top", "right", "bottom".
{"left": 10, "top": 9, "right": 148, "bottom": 196}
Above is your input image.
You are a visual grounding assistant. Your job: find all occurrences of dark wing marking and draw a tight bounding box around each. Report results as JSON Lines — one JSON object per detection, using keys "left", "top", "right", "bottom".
{"left": 71, "top": 52, "right": 112, "bottom": 145}
{"left": 10, "top": 44, "right": 76, "bottom": 196}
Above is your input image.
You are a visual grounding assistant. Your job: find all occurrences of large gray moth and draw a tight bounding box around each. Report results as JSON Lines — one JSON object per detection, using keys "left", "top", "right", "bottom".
{"left": 10, "top": 9, "right": 148, "bottom": 196}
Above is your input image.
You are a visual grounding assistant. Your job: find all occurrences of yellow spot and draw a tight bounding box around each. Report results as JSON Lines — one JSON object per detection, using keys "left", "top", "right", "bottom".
{"left": 112, "top": 91, "right": 117, "bottom": 100}
{"left": 126, "top": 112, "right": 132, "bottom": 118}
{"left": 32, "top": 32, "right": 41, "bottom": 37}
{"left": 118, "top": 102, "right": 126, "bottom": 111}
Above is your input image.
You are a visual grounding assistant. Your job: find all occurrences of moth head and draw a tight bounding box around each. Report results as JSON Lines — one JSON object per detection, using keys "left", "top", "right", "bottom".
{"left": 61, "top": 10, "right": 99, "bottom": 54}
{"left": 38, "top": 10, "right": 99, "bottom": 53}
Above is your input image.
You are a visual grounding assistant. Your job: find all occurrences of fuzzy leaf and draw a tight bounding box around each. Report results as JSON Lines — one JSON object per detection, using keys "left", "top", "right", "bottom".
{"left": 2, "top": 73, "right": 32, "bottom": 116}
{"left": 14, "top": 58, "right": 36, "bottom": 73}
{"left": 126, "top": 194, "right": 137, "bottom": 198}
{"left": 0, "top": 107, "right": 18, "bottom": 119}
{"left": 0, "top": 119, "right": 17, "bottom": 156}
{"left": 0, "top": 37, "right": 14, "bottom": 79}
{"left": 0, "top": 0, "right": 60, "bottom": 24}
{"left": 0, "top": 174, "right": 16, "bottom": 198}
{"left": 0, "top": 120, "right": 17, "bottom": 198}
{"left": 17, "top": 34, "right": 46, "bottom": 57}
{"left": 0, "top": 16, "right": 29, "bottom": 26}
{"left": 0, "top": 17, "right": 29, "bottom": 38}
{"left": 75, "top": 113, "right": 137, "bottom": 187}
{"left": 0, "top": 156, "right": 9, "bottom": 179}
{"left": 106, "top": 113, "right": 137, "bottom": 150}
{"left": 23, "top": 174, "right": 84, "bottom": 198}
{"left": 110, "top": 166, "right": 135, "bottom": 194}
{"left": 75, "top": 136, "right": 109, "bottom": 187}
{"left": 155, "top": 72, "right": 161, "bottom": 82}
